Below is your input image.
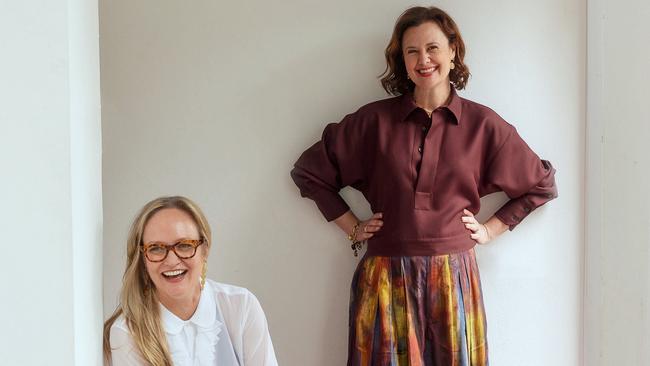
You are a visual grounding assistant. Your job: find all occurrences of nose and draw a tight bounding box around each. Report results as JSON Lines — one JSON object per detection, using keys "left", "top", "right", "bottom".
{"left": 417, "top": 50, "right": 429, "bottom": 65}
{"left": 163, "top": 248, "right": 182, "bottom": 265}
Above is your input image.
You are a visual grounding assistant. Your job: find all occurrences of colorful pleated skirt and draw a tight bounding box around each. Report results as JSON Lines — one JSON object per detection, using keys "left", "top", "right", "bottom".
{"left": 348, "top": 249, "right": 488, "bottom": 366}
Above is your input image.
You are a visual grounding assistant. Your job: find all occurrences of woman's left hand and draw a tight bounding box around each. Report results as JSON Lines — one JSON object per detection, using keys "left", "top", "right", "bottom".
{"left": 461, "top": 209, "right": 491, "bottom": 244}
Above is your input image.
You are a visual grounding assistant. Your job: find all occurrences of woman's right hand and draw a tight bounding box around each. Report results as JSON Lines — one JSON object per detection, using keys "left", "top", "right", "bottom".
{"left": 353, "top": 212, "right": 384, "bottom": 241}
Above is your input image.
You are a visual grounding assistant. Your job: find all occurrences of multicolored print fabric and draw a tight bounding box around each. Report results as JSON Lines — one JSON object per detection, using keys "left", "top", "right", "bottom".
{"left": 348, "top": 250, "right": 488, "bottom": 366}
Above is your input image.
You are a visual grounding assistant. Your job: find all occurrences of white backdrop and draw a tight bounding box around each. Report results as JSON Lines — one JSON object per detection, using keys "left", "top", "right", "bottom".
{"left": 101, "top": 1, "right": 584, "bottom": 365}
{"left": 586, "top": 0, "right": 650, "bottom": 365}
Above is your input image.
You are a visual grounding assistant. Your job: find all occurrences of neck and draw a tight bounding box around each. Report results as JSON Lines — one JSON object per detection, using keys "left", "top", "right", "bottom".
{"left": 414, "top": 82, "right": 452, "bottom": 111}
{"left": 157, "top": 285, "right": 201, "bottom": 320}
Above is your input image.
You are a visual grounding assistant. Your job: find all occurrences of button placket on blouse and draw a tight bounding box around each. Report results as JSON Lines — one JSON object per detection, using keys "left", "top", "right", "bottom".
{"left": 410, "top": 110, "right": 427, "bottom": 175}
{"left": 413, "top": 110, "right": 444, "bottom": 210}
{"left": 414, "top": 119, "right": 430, "bottom": 173}
{"left": 415, "top": 119, "right": 430, "bottom": 172}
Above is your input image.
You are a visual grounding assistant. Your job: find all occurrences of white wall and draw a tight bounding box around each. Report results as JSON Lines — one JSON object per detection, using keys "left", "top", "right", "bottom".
{"left": 461, "top": 2, "right": 585, "bottom": 364}
{"left": 0, "top": 1, "right": 103, "bottom": 365}
{"left": 100, "top": 1, "right": 584, "bottom": 365}
{"left": 586, "top": 1, "right": 650, "bottom": 365}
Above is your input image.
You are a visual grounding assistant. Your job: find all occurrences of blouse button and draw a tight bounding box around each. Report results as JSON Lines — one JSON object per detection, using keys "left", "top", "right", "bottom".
{"left": 511, "top": 214, "right": 520, "bottom": 222}
{"left": 418, "top": 146, "right": 423, "bottom": 153}
{"left": 422, "top": 125, "right": 428, "bottom": 132}
{"left": 524, "top": 207, "right": 531, "bottom": 213}
{"left": 545, "top": 193, "right": 554, "bottom": 198}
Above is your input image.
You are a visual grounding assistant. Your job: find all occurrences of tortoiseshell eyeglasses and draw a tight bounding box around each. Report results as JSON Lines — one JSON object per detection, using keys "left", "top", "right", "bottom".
{"left": 141, "top": 238, "right": 205, "bottom": 262}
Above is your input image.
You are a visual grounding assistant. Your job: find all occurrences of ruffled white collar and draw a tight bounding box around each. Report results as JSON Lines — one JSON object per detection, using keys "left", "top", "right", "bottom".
{"left": 159, "top": 281, "right": 230, "bottom": 366}
{"left": 160, "top": 281, "right": 221, "bottom": 334}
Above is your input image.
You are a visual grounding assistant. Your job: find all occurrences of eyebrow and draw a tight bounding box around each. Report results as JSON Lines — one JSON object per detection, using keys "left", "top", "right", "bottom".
{"left": 143, "top": 238, "right": 201, "bottom": 246}
{"left": 404, "top": 42, "right": 440, "bottom": 50}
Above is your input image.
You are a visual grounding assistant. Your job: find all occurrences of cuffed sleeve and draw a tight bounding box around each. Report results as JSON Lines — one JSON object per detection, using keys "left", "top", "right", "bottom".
{"left": 290, "top": 112, "right": 367, "bottom": 221}
{"left": 483, "top": 126, "right": 558, "bottom": 230}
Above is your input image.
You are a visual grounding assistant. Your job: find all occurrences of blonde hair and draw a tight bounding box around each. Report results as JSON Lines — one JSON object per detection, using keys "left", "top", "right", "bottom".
{"left": 103, "top": 196, "right": 212, "bottom": 365}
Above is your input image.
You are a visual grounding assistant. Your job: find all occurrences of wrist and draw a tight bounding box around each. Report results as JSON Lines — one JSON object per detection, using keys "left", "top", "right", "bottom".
{"left": 483, "top": 223, "right": 492, "bottom": 241}
{"left": 348, "top": 222, "right": 361, "bottom": 243}
{"left": 348, "top": 222, "right": 363, "bottom": 257}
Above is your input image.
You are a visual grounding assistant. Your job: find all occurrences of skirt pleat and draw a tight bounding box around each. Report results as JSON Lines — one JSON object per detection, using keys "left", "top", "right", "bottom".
{"left": 348, "top": 250, "right": 488, "bottom": 366}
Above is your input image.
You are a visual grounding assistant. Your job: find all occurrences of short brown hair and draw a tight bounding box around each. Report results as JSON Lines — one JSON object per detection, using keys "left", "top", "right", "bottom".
{"left": 380, "top": 6, "right": 470, "bottom": 95}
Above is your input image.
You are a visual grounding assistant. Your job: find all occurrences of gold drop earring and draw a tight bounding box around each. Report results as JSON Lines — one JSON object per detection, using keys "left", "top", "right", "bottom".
{"left": 450, "top": 60, "right": 455, "bottom": 70}
{"left": 200, "top": 260, "right": 207, "bottom": 290}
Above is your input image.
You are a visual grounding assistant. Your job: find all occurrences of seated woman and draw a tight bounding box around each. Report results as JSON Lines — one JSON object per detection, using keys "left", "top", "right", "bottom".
{"left": 103, "top": 196, "right": 278, "bottom": 366}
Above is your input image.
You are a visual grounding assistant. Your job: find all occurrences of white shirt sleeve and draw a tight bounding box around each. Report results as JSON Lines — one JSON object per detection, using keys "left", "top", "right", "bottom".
{"left": 109, "top": 322, "right": 145, "bottom": 366}
{"left": 240, "top": 293, "right": 278, "bottom": 366}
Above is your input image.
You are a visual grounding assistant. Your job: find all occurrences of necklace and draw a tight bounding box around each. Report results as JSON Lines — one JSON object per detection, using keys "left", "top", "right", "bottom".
{"left": 418, "top": 103, "right": 434, "bottom": 118}
{"left": 414, "top": 97, "right": 434, "bottom": 118}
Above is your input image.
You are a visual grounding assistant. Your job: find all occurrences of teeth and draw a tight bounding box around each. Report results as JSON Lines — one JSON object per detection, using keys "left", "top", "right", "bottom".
{"left": 418, "top": 67, "right": 436, "bottom": 73}
{"left": 162, "top": 269, "right": 186, "bottom": 277}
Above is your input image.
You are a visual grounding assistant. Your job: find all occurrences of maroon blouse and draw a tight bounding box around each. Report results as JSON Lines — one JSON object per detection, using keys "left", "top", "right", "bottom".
{"left": 291, "top": 88, "right": 557, "bottom": 256}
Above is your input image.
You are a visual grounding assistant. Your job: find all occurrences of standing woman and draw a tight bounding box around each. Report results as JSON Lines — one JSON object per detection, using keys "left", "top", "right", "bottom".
{"left": 291, "top": 6, "right": 557, "bottom": 366}
{"left": 103, "top": 196, "right": 278, "bottom": 366}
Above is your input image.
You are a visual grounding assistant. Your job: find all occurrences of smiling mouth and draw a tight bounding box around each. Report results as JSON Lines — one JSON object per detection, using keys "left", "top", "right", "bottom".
{"left": 417, "top": 66, "right": 438, "bottom": 75}
{"left": 162, "top": 269, "right": 187, "bottom": 279}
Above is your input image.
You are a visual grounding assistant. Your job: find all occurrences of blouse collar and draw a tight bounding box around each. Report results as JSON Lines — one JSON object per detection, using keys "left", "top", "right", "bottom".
{"left": 396, "top": 85, "right": 463, "bottom": 124}
{"left": 160, "top": 280, "right": 219, "bottom": 335}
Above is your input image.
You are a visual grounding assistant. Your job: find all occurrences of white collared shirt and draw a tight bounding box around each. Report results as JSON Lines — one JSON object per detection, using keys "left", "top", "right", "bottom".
{"left": 109, "top": 280, "right": 278, "bottom": 366}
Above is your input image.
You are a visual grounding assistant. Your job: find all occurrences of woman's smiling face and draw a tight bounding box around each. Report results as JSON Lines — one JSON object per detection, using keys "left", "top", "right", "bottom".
{"left": 402, "top": 21, "right": 456, "bottom": 92}
{"left": 142, "top": 208, "right": 207, "bottom": 304}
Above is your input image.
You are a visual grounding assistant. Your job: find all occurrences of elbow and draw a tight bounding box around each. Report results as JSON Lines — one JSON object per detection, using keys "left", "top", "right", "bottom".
{"left": 539, "top": 159, "right": 558, "bottom": 200}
